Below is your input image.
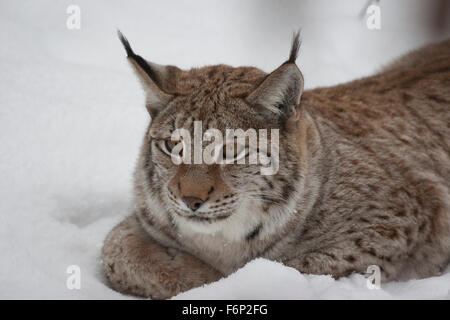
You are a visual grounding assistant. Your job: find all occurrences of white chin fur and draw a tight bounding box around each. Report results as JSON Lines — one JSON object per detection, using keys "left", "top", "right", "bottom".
{"left": 172, "top": 199, "right": 263, "bottom": 242}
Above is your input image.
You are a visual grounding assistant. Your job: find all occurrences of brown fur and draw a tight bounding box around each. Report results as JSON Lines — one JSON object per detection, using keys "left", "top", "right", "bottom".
{"left": 102, "top": 35, "right": 450, "bottom": 298}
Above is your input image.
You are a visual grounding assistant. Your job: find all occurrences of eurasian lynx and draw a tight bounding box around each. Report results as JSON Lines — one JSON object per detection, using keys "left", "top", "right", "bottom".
{"left": 102, "top": 32, "right": 450, "bottom": 298}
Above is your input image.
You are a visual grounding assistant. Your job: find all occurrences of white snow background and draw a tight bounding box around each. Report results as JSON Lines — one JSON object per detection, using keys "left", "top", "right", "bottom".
{"left": 1, "top": 0, "right": 450, "bottom": 299}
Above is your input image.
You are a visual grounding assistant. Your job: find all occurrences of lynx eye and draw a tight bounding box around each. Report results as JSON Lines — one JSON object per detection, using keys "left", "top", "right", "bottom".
{"left": 159, "top": 139, "right": 175, "bottom": 155}
{"left": 159, "top": 139, "right": 182, "bottom": 157}
{"left": 222, "top": 140, "right": 248, "bottom": 162}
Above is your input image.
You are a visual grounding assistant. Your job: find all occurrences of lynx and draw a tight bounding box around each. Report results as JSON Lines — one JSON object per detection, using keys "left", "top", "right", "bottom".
{"left": 102, "top": 32, "right": 450, "bottom": 299}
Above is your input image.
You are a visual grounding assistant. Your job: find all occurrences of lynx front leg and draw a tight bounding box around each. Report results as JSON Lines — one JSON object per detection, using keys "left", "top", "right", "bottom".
{"left": 102, "top": 214, "right": 222, "bottom": 299}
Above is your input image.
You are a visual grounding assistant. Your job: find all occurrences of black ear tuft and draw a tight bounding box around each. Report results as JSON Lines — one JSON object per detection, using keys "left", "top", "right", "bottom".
{"left": 116, "top": 31, "right": 175, "bottom": 117}
{"left": 246, "top": 31, "right": 304, "bottom": 119}
{"left": 117, "top": 30, "right": 135, "bottom": 58}
{"left": 117, "top": 30, "right": 161, "bottom": 87}
{"left": 288, "top": 30, "right": 301, "bottom": 63}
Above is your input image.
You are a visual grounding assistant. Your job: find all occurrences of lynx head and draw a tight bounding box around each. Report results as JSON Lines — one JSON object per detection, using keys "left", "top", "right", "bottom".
{"left": 121, "top": 31, "right": 307, "bottom": 238}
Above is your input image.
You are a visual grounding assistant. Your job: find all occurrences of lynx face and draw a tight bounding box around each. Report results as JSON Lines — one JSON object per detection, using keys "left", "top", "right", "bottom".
{"left": 121, "top": 32, "right": 305, "bottom": 235}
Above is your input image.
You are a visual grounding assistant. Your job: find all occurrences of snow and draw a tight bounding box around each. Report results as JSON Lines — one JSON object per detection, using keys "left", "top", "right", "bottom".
{"left": 0, "top": 0, "right": 449, "bottom": 299}
{"left": 173, "top": 259, "right": 450, "bottom": 300}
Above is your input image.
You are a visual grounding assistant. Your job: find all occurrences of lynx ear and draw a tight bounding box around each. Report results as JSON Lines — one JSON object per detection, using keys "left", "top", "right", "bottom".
{"left": 247, "top": 32, "right": 303, "bottom": 118}
{"left": 118, "top": 31, "right": 179, "bottom": 117}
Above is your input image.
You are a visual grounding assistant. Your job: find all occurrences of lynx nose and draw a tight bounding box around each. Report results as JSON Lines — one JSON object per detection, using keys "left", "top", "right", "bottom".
{"left": 182, "top": 196, "right": 204, "bottom": 212}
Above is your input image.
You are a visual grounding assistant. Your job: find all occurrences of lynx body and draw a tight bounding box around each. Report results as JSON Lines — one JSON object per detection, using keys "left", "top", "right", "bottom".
{"left": 102, "top": 34, "right": 450, "bottom": 298}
